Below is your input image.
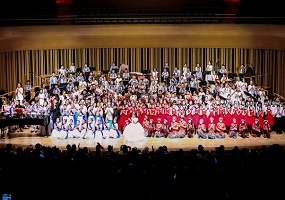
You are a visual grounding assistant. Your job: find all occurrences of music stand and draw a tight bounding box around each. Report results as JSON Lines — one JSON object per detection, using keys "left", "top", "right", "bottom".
{"left": 89, "top": 67, "right": 96, "bottom": 72}
{"left": 204, "top": 71, "right": 212, "bottom": 75}
{"left": 191, "top": 71, "right": 197, "bottom": 75}
{"left": 142, "top": 69, "right": 151, "bottom": 74}
{"left": 74, "top": 82, "right": 79, "bottom": 87}
{"left": 228, "top": 73, "right": 237, "bottom": 79}
{"left": 75, "top": 68, "right": 82, "bottom": 74}
{"left": 208, "top": 80, "right": 216, "bottom": 85}
{"left": 200, "top": 80, "right": 207, "bottom": 86}
{"left": 114, "top": 68, "right": 119, "bottom": 73}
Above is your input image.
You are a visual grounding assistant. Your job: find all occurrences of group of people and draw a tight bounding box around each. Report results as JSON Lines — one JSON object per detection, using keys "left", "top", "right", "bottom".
{"left": 1, "top": 61, "right": 285, "bottom": 142}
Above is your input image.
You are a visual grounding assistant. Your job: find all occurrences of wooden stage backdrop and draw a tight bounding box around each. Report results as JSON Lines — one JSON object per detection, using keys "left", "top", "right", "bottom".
{"left": 0, "top": 132, "right": 284, "bottom": 152}
{"left": 0, "top": 24, "right": 285, "bottom": 96}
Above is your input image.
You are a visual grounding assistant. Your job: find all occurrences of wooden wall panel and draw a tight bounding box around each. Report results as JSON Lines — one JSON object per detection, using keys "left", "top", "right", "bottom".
{"left": 1, "top": 24, "right": 285, "bottom": 52}
{"left": 0, "top": 24, "right": 285, "bottom": 96}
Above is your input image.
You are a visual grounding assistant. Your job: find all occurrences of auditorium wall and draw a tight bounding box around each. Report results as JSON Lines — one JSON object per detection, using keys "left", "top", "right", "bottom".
{"left": 0, "top": 24, "right": 284, "bottom": 97}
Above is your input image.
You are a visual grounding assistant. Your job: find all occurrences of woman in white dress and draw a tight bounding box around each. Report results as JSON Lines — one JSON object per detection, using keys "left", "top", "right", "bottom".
{"left": 79, "top": 119, "right": 87, "bottom": 139}
{"left": 59, "top": 118, "right": 69, "bottom": 139}
{"left": 68, "top": 118, "right": 80, "bottom": 138}
{"left": 84, "top": 118, "right": 95, "bottom": 139}
{"left": 51, "top": 117, "right": 62, "bottom": 138}
{"left": 94, "top": 118, "right": 104, "bottom": 141}
{"left": 38, "top": 89, "right": 45, "bottom": 106}
{"left": 109, "top": 117, "right": 121, "bottom": 139}
{"left": 15, "top": 83, "right": 24, "bottom": 103}
{"left": 123, "top": 112, "right": 146, "bottom": 142}
{"left": 102, "top": 121, "right": 110, "bottom": 139}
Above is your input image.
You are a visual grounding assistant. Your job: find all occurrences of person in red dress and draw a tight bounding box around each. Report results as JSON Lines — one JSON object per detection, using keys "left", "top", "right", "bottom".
{"left": 238, "top": 118, "right": 249, "bottom": 138}
{"left": 247, "top": 105, "right": 256, "bottom": 133}
{"left": 184, "top": 105, "right": 193, "bottom": 123}
{"left": 118, "top": 105, "right": 129, "bottom": 132}
{"left": 170, "top": 104, "right": 179, "bottom": 122}
{"left": 232, "top": 102, "right": 241, "bottom": 126}
{"left": 162, "top": 119, "right": 169, "bottom": 138}
{"left": 142, "top": 115, "right": 150, "bottom": 137}
{"left": 148, "top": 103, "right": 157, "bottom": 123}
{"left": 262, "top": 119, "right": 271, "bottom": 138}
{"left": 215, "top": 103, "right": 225, "bottom": 125}
{"left": 202, "top": 104, "right": 210, "bottom": 127}
{"left": 197, "top": 104, "right": 204, "bottom": 127}
{"left": 207, "top": 105, "right": 215, "bottom": 126}
{"left": 178, "top": 116, "right": 187, "bottom": 138}
{"left": 256, "top": 102, "right": 265, "bottom": 129}
{"left": 177, "top": 106, "right": 185, "bottom": 122}
{"left": 224, "top": 104, "right": 232, "bottom": 133}
{"left": 192, "top": 105, "right": 200, "bottom": 129}
{"left": 137, "top": 103, "right": 147, "bottom": 124}
{"left": 154, "top": 118, "right": 164, "bottom": 138}
{"left": 147, "top": 118, "right": 155, "bottom": 137}
{"left": 169, "top": 116, "right": 180, "bottom": 139}
{"left": 186, "top": 118, "right": 195, "bottom": 138}
{"left": 265, "top": 104, "right": 275, "bottom": 128}
{"left": 156, "top": 104, "right": 165, "bottom": 123}
{"left": 251, "top": 118, "right": 261, "bottom": 137}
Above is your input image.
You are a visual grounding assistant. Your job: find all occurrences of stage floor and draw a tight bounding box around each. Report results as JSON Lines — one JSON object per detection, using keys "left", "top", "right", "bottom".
{"left": 1, "top": 132, "right": 284, "bottom": 152}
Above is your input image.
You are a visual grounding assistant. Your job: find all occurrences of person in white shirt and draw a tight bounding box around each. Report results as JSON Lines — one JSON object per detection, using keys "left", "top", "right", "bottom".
{"left": 161, "top": 68, "right": 169, "bottom": 85}
{"left": 182, "top": 63, "right": 188, "bottom": 79}
{"left": 247, "top": 80, "right": 255, "bottom": 93}
{"left": 110, "top": 62, "right": 118, "bottom": 72}
{"left": 273, "top": 105, "right": 283, "bottom": 134}
{"left": 58, "top": 65, "right": 67, "bottom": 76}
{"left": 205, "top": 60, "right": 213, "bottom": 82}
{"left": 15, "top": 83, "right": 24, "bottom": 103}
{"left": 151, "top": 67, "right": 159, "bottom": 84}
{"left": 115, "top": 74, "right": 123, "bottom": 86}
{"left": 219, "top": 64, "right": 227, "bottom": 77}
{"left": 69, "top": 62, "right": 76, "bottom": 73}
{"left": 195, "top": 63, "right": 201, "bottom": 72}
{"left": 105, "top": 102, "right": 114, "bottom": 128}
{"left": 238, "top": 64, "right": 245, "bottom": 79}
{"left": 78, "top": 77, "right": 87, "bottom": 91}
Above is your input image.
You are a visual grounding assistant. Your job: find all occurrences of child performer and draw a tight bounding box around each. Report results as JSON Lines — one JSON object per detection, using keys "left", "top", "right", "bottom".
{"left": 251, "top": 118, "right": 261, "bottom": 138}
{"left": 262, "top": 119, "right": 271, "bottom": 138}
{"left": 207, "top": 117, "right": 216, "bottom": 139}
{"left": 238, "top": 118, "right": 249, "bottom": 138}
{"left": 154, "top": 118, "right": 164, "bottom": 138}
{"left": 228, "top": 118, "right": 238, "bottom": 139}
{"left": 216, "top": 117, "right": 227, "bottom": 139}
{"left": 186, "top": 118, "right": 195, "bottom": 138}
{"left": 197, "top": 118, "right": 207, "bottom": 139}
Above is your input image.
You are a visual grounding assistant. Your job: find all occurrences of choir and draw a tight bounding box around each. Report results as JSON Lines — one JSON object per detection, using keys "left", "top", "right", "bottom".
{"left": 1, "top": 61, "right": 284, "bottom": 141}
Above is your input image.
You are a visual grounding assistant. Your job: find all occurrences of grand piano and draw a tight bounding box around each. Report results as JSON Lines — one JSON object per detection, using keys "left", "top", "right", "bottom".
{"left": 0, "top": 116, "right": 49, "bottom": 138}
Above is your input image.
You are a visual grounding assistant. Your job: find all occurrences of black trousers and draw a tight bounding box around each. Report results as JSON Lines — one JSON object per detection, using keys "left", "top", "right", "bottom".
{"left": 25, "top": 91, "right": 31, "bottom": 101}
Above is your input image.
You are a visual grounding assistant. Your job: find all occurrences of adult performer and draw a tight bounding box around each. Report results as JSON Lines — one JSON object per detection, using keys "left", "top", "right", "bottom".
{"left": 123, "top": 112, "right": 146, "bottom": 142}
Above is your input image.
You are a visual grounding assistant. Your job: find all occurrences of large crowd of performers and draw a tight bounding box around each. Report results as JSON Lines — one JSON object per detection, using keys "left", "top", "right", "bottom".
{"left": 1, "top": 61, "right": 285, "bottom": 141}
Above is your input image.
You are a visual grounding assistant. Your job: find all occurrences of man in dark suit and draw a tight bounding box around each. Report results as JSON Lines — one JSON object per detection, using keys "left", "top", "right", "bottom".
{"left": 50, "top": 97, "right": 61, "bottom": 129}
{"left": 113, "top": 103, "right": 120, "bottom": 121}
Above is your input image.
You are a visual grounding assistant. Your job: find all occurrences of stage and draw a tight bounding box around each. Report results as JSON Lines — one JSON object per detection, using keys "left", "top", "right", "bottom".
{"left": 0, "top": 132, "right": 284, "bottom": 152}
